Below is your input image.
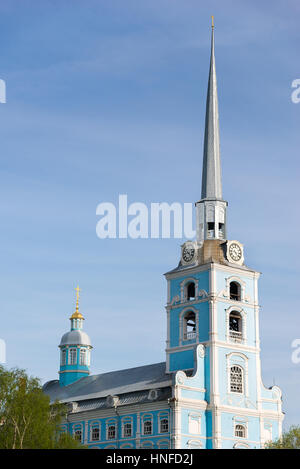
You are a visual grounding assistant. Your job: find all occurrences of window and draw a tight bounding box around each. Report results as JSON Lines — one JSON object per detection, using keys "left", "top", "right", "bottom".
{"left": 141, "top": 441, "right": 153, "bottom": 448}
{"left": 160, "top": 418, "right": 169, "bottom": 433}
{"left": 80, "top": 348, "right": 87, "bottom": 366}
{"left": 229, "top": 312, "right": 242, "bottom": 343}
{"left": 158, "top": 440, "right": 169, "bottom": 449}
{"left": 61, "top": 349, "right": 66, "bottom": 366}
{"left": 107, "top": 425, "right": 116, "bottom": 440}
{"left": 186, "top": 282, "right": 195, "bottom": 301}
{"left": 143, "top": 420, "right": 152, "bottom": 435}
{"left": 235, "top": 424, "right": 246, "bottom": 438}
{"left": 183, "top": 311, "right": 196, "bottom": 340}
{"left": 74, "top": 429, "right": 82, "bottom": 442}
{"left": 219, "top": 222, "right": 225, "bottom": 238}
{"left": 69, "top": 348, "right": 77, "bottom": 365}
{"left": 123, "top": 422, "right": 132, "bottom": 438}
{"left": 91, "top": 425, "right": 100, "bottom": 441}
{"left": 230, "top": 282, "right": 241, "bottom": 301}
{"left": 187, "top": 440, "right": 202, "bottom": 449}
{"left": 230, "top": 366, "right": 243, "bottom": 393}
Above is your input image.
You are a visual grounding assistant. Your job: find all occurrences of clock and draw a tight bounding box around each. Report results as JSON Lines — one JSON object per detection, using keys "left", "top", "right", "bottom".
{"left": 182, "top": 243, "right": 196, "bottom": 264}
{"left": 227, "top": 241, "right": 244, "bottom": 264}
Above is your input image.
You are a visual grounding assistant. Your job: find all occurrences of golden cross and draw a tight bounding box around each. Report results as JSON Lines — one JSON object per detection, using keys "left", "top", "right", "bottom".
{"left": 75, "top": 285, "right": 81, "bottom": 310}
{"left": 211, "top": 15, "right": 214, "bottom": 29}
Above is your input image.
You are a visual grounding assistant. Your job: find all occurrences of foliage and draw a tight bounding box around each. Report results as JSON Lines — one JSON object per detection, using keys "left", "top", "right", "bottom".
{"left": 0, "top": 365, "right": 85, "bottom": 449}
{"left": 265, "top": 426, "right": 300, "bottom": 449}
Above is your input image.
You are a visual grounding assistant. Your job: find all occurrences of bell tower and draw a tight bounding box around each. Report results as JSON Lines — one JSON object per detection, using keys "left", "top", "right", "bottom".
{"left": 164, "top": 19, "right": 283, "bottom": 449}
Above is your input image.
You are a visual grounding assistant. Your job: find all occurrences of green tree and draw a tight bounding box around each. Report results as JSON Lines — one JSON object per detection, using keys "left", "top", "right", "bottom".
{"left": 265, "top": 426, "right": 300, "bottom": 449}
{"left": 0, "top": 365, "right": 85, "bottom": 449}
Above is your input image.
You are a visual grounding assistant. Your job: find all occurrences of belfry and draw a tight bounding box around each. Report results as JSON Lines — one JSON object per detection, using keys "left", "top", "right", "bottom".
{"left": 44, "top": 20, "right": 284, "bottom": 449}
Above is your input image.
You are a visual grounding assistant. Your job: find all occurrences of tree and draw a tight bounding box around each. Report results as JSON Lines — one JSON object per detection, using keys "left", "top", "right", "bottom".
{"left": 265, "top": 426, "right": 300, "bottom": 449}
{"left": 0, "top": 365, "right": 85, "bottom": 449}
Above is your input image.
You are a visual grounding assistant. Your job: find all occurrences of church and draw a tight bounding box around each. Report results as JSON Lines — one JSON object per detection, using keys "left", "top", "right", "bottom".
{"left": 43, "top": 22, "right": 284, "bottom": 449}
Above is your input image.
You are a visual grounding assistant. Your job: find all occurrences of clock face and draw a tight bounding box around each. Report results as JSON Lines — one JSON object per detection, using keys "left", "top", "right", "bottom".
{"left": 229, "top": 243, "right": 242, "bottom": 262}
{"left": 182, "top": 245, "right": 195, "bottom": 263}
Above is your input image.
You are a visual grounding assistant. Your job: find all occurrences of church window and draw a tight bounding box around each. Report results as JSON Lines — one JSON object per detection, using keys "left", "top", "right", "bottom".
{"left": 74, "top": 427, "right": 82, "bottom": 442}
{"left": 80, "top": 348, "right": 87, "bottom": 366}
{"left": 235, "top": 424, "right": 246, "bottom": 438}
{"left": 143, "top": 420, "right": 152, "bottom": 435}
{"left": 158, "top": 440, "right": 169, "bottom": 449}
{"left": 61, "top": 349, "right": 66, "bottom": 366}
{"left": 141, "top": 441, "right": 153, "bottom": 448}
{"left": 219, "top": 222, "right": 225, "bottom": 238}
{"left": 69, "top": 348, "right": 77, "bottom": 365}
{"left": 186, "top": 282, "right": 195, "bottom": 301}
{"left": 183, "top": 311, "right": 196, "bottom": 340}
{"left": 230, "top": 366, "right": 243, "bottom": 393}
{"left": 229, "top": 312, "right": 242, "bottom": 343}
{"left": 187, "top": 440, "right": 202, "bottom": 449}
{"left": 207, "top": 222, "right": 215, "bottom": 238}
{"left": 107, "top": 425, "right": 116, "bottom": 440}
{"left": 230, "top": 282, "right": 241, "bottom": 301}
{"left": 122, "top": 418, "right": 133, "bottom": 438}
{"left": 91, "top": 423, "right": 100, "bottom": 441}
{"left": 160, "top": 418, "right": 169, "bottom": 433}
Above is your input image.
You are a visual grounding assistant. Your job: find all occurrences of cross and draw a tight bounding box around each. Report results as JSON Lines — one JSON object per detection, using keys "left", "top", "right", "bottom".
{"left": 211, "top": 15, "right": 214, "bottom": 29}
{"left": 75, "top": 285, "right": 81, "bottom": 308}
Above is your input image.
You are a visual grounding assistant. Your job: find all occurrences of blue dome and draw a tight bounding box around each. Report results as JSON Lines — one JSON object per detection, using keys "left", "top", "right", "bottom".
{"left": 59, "top": 330, "right": 92, "bottom": 347}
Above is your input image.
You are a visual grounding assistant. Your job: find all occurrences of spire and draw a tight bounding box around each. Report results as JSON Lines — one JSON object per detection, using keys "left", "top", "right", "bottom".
{"left": 70, "top": 285, "right": 84, "bottom": 320}
{"left": 195, "top": 18, "right": 227, "bottom": 243}
{"left": 201, "top": 17, "right": 222, "bottom": 199}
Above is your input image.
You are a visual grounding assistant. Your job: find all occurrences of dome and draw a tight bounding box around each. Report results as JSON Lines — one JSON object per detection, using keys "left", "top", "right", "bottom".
{"left": 59, "top": 330, "right": 92, "bottom": 347}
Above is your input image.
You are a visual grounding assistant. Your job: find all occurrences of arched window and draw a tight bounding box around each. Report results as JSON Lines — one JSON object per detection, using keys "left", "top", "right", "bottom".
{"left": 158, "top": 440, "right": 169, "bottom": 449}
{"left": 69, "top": 348, "right": 77, "bottom": 365}
{"left": 143, "top": 420, "right": 152, "bottom": 435}
{"left": 160, "top": 418, "right": 169, "bottom": 433}
{"left": 229, "top": 312, "right": 242, "bottom": 343}
{"left": 107, "top": 424, "right": 116, "bottom": 440}
{"left": 230, "top": 366, "right": 243, "bottom": 393}
{"left": 80, "top": 348, "right": 87, "bottom": 365}
{"left": 122, "top": 418, "right": 132, "bottom": 438}
{"left": 230, "top": 282, "right": 241, "bottom": 301}
{"left": 61, "top": 349, "right": 66, "bottom": 366}
{"left": 141, "top": 441, "right": 153, "bottom": 448}
{"left": 74, "top": 425, "right": 82, "bottom": 442}
{"left": 91, "top": 424, "right": 100, "bottom": 441}
{"left": 235, "top": 424, "right": 246, "bottom": 438}
{"left": 186, "top": 282, "right": 195, "bottom": 301}
{"left": 187, "top": 440, "right": 202, "bottom": 449}
{"left": 183, "top": 311, "right": 196, "bottom": 340}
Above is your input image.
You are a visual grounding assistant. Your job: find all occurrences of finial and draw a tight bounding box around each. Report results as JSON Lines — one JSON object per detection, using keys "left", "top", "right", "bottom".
{"left": 75, "top": 285, "right": 81, "bottom": 312}
{"left": 211, "top": 15, "right": 214, "bottom": 29}
{"left": 70, "top": 286, "right": 84, "bottom": 320}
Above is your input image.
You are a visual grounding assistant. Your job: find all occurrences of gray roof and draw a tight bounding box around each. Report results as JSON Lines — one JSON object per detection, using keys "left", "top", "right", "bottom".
{"left": 43, "top": 362, "right": 172, "bottom": 404}
{"left": 201, "top": 26, "right": 222, "bottom": 200}
{"left": 59, "top": 330, "right": 92, "bottom": 347}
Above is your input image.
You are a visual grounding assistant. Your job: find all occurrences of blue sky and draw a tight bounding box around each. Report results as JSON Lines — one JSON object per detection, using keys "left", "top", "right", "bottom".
{"left": 0, "top": 0, "right": 299, "bottom": 428}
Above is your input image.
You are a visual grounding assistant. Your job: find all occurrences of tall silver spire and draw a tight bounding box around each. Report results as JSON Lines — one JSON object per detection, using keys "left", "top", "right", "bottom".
{"left": 201, "top": 19, "right": 222, "bottom": 199}
{"left": 196, "top": 19, "right": 227, "bottom": 243}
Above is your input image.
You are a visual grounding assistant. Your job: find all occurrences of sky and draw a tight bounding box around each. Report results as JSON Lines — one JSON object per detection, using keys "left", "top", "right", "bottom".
{"left": 0, "top": 0, "right": 299, "bottom": 429}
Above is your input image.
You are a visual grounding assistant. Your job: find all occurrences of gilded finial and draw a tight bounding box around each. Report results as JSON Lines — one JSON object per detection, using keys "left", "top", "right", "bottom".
{"left": 70, "top": 285, "right": 84, "bottom": 320}
{"left": 75, "top": 285, "right": 81, "bottom": 312}
{"left": 211, "top": 15, "right": 214, "bottom": 29}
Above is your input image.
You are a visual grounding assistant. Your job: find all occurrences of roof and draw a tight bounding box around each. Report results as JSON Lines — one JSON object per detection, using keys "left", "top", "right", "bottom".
{"left": 59, "top": 330, "right": 92, "bottom": 347}
{"left": 43, "top": 362, "right": 172, "bottom": 404}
